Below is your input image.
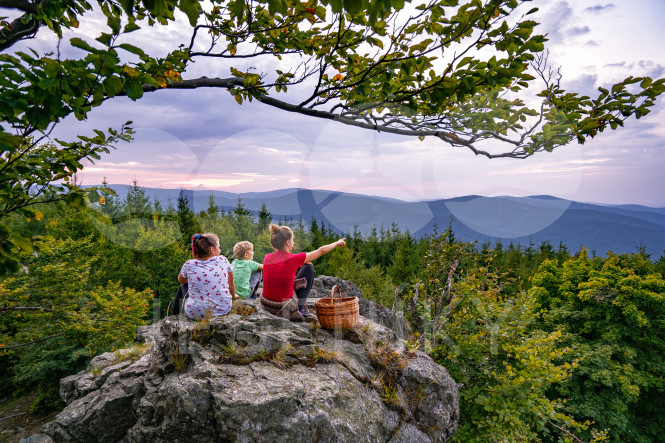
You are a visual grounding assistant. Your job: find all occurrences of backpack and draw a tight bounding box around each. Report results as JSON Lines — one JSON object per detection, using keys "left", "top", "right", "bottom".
{"left": 168, "top": 283, "right": 189, "bottom": 316}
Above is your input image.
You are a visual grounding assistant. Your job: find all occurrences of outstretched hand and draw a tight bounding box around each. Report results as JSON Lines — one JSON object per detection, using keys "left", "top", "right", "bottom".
{"left": 337, "top": 238, "right": 346, "bottom": 247}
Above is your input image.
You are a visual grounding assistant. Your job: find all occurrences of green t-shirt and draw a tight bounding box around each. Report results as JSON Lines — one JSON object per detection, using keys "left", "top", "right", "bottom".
{"left": 231, "top": 259, "right": 261, "bottom": 298}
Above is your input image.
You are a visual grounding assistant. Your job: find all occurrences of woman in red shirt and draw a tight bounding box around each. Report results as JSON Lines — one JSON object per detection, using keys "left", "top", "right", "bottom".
{"left": 262, "top": 223, "right": 345, "bottom": 320}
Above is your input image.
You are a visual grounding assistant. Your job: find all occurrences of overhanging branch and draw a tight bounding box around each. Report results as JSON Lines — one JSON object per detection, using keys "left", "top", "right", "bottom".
{"left": 0, "top": 12, "right": 40, "bottom": 52}
{"left": 146, "top": 76, "right": 557, "bottom": 159}
{"left": 0, "top": 0, "right": 39, "bottom": 13}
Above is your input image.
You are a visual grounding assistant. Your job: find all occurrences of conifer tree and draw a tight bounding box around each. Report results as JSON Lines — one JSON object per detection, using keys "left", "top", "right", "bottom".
{"left": 176, "top": 189, "right": 200, "bottom": 245}
{"left": 99, "top": 177, "right": 122, "bottom": 220}
{"left": 206, "top": 192, "right": 219, "bottom": 220}
{"left": 257, "top": 201, "right": 272, "bottom": 233}
{"left": 124, "top": 179, "right": 152, "bottom": 218}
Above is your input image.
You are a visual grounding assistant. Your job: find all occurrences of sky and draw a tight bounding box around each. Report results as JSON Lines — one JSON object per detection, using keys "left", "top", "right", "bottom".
{"left": 10, "top": 0, "right": 665, "bottom": 208}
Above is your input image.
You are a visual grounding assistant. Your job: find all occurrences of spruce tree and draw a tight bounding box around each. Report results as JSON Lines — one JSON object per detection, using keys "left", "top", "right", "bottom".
{"left": 257, "top": 201, "right": 272, "bottom": 233}
{"left": 206, "top": 192, "right": 219, "bottom": 220}
{"left": 99, "top": 177, "right": 122, "bottom": 220}
{"left": 176, "top": 189, "right": 200, "bottom": 245}
{"left": 124, "top": 179, "right": 152, "bottom": 218}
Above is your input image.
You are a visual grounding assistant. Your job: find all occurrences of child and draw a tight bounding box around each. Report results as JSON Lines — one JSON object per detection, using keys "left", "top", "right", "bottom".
{"left": 177, "top": 233, "right": 238, "bottom": 320}
{"left": 261, "top": 223, "right": 345, "bottom": 321}
{"left": 231, "top": 241, "right": 263, "bottom": 299}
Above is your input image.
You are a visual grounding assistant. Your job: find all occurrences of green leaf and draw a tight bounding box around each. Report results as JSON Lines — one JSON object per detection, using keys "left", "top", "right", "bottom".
{"left": 118, "top": 43, "right": 145, "bottom": 56}
{"left": 107, "top": 15, "right": 121, "bottom": 34}
{"left": 231, "top": 0, "right": 245, "bottom": 22}
{"left": 344, "top": 0, "right": 362, "bottom": 16}
{"left": 88, "top": 189, "right": 101, "bottom": 203}
{"left": 96, "top": 33, "right": 113, "bottom": 46}
{"left": 120, "top": 0, "right": 134, "bottom": 15}
{"left": 125, "top": 78, "right": 144, "bottom": 100}
{"left": 103, "top": 76, "right": 124, "bottom": 96}
{"left": 267, "top": 0, "right": 285, "bottom": 15}
{"left": 330, "top": 0, "right": 344, "bottom": 13}
{"left": 179, "top": 0, "right": 201, "bottom": 26}
{"left": 70, "top": 38, "right": 96, "bottom": 53}
{"left": 124, "top": 22, "right": 140, "bottom": 32}
{"left": 9, "top": 233, "right": 32, "bottom": 253}
{"left": 143, "top": 0, "right": 156, "bottom": 13}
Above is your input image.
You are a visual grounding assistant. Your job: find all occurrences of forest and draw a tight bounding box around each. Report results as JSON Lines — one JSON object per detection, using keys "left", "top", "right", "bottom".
{"left": 1, "top": 180, "right": 664, "bottom": 442}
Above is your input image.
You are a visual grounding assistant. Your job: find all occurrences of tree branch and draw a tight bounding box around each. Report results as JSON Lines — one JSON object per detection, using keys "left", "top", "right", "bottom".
{"left": 1, "top": 334, "right": 64, "bottom": 350}
{"left": 0, "top": 0, "right": 39, "bottom": 13}
{"left": 0, "top": 10, "right": 40, "bottom": 52}
{"left": 548, "top": 421, "right": 588, "bottom": 443}
{"left": 0, "top": 306, "right": 54, "bottom": 312}
{"left": 432, "top": 259, "right": 459, "bottom": 347}
{"left": 141, "top": 76, "right": 245, "bottom": 93}
{"left": 144, "top": 76, "right": 541, "bottom": 158}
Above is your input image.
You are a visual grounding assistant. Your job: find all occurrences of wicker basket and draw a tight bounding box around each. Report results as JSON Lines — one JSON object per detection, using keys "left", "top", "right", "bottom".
{"left": 315, "top": 285, "right": 359, "bottom": 329}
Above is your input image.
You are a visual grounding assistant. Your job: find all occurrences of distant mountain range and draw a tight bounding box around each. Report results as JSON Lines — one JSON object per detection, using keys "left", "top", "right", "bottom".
{"left": 103, "top": 185, "right": 665, "bottom": 256}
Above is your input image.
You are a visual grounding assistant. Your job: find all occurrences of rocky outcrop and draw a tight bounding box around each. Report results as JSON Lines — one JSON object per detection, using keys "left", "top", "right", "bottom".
{"left": 32, "top": 280, "right": 459, "bottom": 443}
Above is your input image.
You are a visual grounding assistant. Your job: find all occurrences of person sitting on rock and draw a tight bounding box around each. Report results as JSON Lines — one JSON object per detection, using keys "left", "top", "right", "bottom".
{"left": 260, "top": 223, "right": 345, "bottom": 321}
{"left": 178, "top": 233, "right": 239, "bottom": 320}
{"left": 231, "top": 240, "right": 263, "bottom": 299}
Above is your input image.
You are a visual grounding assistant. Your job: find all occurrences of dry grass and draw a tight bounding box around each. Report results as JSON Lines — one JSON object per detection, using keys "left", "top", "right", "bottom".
{"left": 270, "top": 343, "right": 293, "bottom": 369}
{"left": 309, "top": 345, "right": 339, "bottom": 364}
{"left": 231, "top": 300, "right": 256, "bottom": 316}
{"left": 189, "top": 312, "right": 214, "bottom": 345}
{"left": 168, "top": 325, "right": 189, "bottom": 372}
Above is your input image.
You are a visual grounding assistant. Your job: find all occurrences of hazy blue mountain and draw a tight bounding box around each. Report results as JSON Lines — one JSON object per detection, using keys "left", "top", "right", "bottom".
{"left": 99, "top": 185, "right": 665, "bottom": 256}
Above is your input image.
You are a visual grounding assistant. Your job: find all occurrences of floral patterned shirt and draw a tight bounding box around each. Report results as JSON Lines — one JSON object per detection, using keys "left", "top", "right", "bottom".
{"left": 180, "top": 255, "right": 232, "bottom": 320}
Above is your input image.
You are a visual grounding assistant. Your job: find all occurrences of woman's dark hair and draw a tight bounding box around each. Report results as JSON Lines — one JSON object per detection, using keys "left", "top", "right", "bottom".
{"left": 191, "top": 233, "right": 220, "bottom": 258}
{"left": 269, "top": 224, "right": 293, "bottom": 250}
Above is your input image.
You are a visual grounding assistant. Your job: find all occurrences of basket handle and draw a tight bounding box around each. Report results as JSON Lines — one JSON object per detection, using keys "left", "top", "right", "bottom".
{"left": 329, "top": 285, "right": 342, "bottom": 301}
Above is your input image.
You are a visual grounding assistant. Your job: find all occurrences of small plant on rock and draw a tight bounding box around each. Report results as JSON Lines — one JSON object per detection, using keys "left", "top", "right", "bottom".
{"left": 231, "top": 301, "right": 256, "bottom": 316}
{"left": 380, "top": 383, "right": 402, "bottom": 408}
{"left": 271, "top": 343, "right": 293, "bottom": 369}
{"left": 190, "top": 312, "right": 213, "bottom": 345}
{"left": 168, "top": 325, "right": 189, "bottom": 372}
{"left": 310, "top": 345, "right": 339, "bottom": 364}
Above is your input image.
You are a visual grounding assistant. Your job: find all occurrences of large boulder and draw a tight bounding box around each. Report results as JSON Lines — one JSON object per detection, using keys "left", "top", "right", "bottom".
{"left": 36, "top": 281, "right": 458, "bottom": 443}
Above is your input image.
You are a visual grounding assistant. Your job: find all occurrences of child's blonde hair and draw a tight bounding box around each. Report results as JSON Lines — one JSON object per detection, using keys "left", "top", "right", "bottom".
{"left": 269, "top": 224, "right": 293, "bottom": 250}
{"left": 233, "top": 241, "right": 254, "bottom": 259}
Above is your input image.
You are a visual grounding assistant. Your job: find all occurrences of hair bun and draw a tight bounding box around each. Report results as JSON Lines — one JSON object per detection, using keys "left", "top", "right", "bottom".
{"left": 269, "top": 223, "right": 280, "bottom": 234}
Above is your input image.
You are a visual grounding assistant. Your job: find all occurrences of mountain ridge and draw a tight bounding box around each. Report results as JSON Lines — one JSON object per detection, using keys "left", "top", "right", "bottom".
{"left": 93, "top": 185, "right": 665, "bottom": 256}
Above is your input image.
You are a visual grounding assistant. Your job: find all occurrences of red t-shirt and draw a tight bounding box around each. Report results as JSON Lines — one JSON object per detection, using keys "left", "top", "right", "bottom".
{"left": 262, "top": 251, "right": 306, "bottom": 302}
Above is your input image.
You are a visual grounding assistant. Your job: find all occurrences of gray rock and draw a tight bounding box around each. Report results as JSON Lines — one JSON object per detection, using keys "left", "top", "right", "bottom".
{"left": 35, "top": 279, "right": 457, "bottom": 443}
{"left": 19, "top": 434, "right": 54, "bottom": 443}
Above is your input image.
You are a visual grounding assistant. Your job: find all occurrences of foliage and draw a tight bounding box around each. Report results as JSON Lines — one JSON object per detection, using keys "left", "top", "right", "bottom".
{"left": 3, "top": 0, "right": 659, "bottom": 159}
{"left": 531, "top": 251, "right": 665, "bottom": 442}
{"left": 176, "top": 189, "right": 200, "bottom": 245}
{"left": 430, "top": 263, "right": 596, "bottom": 441}
{"left": 0, "top": 130, "right": 132, "bottom": 274}
{"left": 2, "top": 0, "right": 663, "bottom": 275}
{"left": 2, "top": 178, "right": 664, "bottom": 434}
{"left": 0, "top": 236, "right": 152, "bottom": 410}
{"left": 326, "top": 245, "right": 394, "bottom": 307}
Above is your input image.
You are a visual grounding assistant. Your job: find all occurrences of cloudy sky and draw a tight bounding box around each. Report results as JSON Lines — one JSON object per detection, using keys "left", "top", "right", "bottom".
{"left": 13, "top": 0, "right": 665, "bottom": 207}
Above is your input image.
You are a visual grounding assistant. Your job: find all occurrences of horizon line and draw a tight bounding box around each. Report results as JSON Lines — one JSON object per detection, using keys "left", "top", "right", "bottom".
{"left": 83, "top": 183, "right": 665, "bottom": 210}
